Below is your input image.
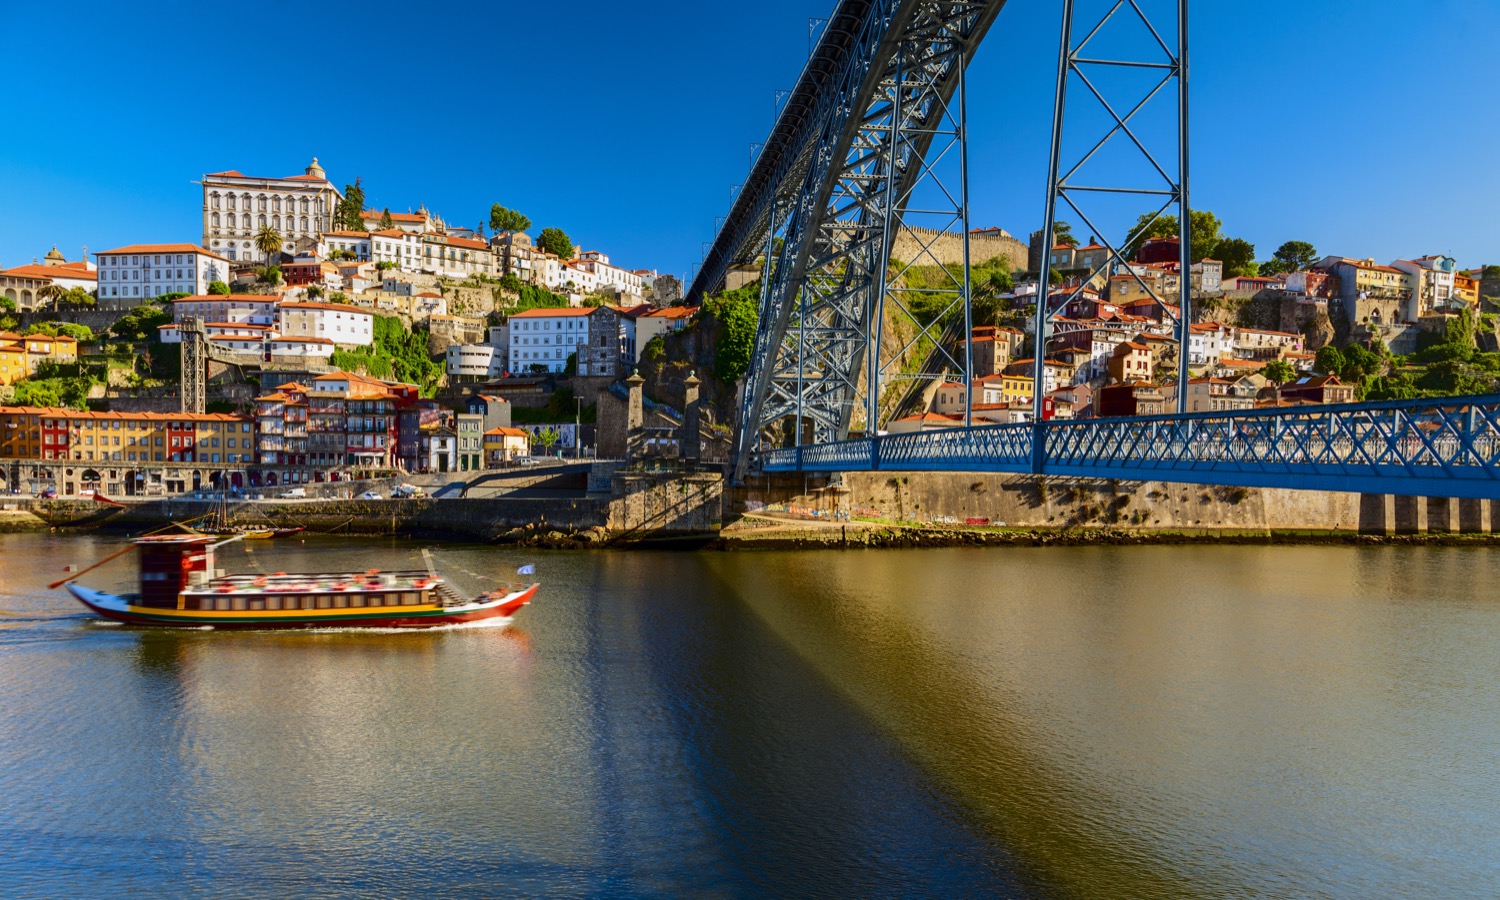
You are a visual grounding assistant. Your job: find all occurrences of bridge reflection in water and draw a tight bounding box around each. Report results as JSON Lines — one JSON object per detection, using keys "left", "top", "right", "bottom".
{"left": 763, "top": 392, "right": 1500, "bottom": 499}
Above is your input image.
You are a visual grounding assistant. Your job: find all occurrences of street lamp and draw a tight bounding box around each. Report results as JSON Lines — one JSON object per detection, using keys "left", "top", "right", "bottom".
{"left": 575, "top": 395, "right": 584, "bottom": 460}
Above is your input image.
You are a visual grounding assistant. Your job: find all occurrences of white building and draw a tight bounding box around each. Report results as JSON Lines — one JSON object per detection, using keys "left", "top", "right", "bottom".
{"left": 446, "top": 344, "right": 507, "bottom": 382}
{"left": 419, "top": 233, "right": 496, "bottom": 279}
{"left": 541, "top": 256, "right": 599, "bottom": 296}
{"left": 170, "top": 294, "right": 281, "bottom": 327}
{"left": 371, "top": 229, "right": 423, "bottom": 272}
{"left": 634, "top": 306, "right": 695, "bottom": 360}
{"left": 1187, "top": 323, "right": 1236, "bottom": 366}
{"left": 321, "top": 231, "right": 373, "bottom": 261}
{"left": 95, "top": 244, "right": 232, "bottom": 308}
{"left": 509, "top": 307, "right": 593, "bottom": 373}
{"left": 267, "top": 336, "right": 335, "bottom": 360}
{"left": 201, "top": 159, "right": 343, "bottom": 260}
{"left": 575, "top": 250, "right": 645, "bottom": 300}
{"left": 1393, "top": 256, "right": 1458, "bottom": 314}
{"left": 0, "top": 247, "right": 97, "bottom": 310}
{"left": 277, "top": 301, "right": 374, "bottom": 347}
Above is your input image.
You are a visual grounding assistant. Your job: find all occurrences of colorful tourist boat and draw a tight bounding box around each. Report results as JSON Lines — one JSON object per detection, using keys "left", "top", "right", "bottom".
{"left": 59, "top": 534, "right": 537, "bottom": 629}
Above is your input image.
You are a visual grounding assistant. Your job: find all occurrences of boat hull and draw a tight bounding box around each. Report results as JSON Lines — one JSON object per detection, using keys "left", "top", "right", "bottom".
{"left": 66, "top": 583, "right": 538, "bottom": 630}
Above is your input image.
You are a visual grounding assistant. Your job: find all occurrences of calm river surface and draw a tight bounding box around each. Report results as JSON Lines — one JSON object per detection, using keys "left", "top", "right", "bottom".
{"left": 2, "top": 535, "right": 1499, "bottom": 897}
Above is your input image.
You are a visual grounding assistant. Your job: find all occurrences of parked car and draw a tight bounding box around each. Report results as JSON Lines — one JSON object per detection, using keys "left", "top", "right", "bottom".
{"left": 40, "top": 489, "right": 57, "bottom": 499}
{"left": 278, "top": 488, "right": 307, "bottom": 499}
{"left": 391, "top": 484, "right": 426, "bottom": 499}
{"left": 518, "top": 457, "right": 538, "bottom": 467}
{"left": 358, "top": 491, "right": 383, "bottom": 500}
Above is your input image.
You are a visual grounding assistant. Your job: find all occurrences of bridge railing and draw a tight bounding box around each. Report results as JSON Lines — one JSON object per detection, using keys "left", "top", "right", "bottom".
{"left": 760, "top": 393, "right": 1500, "bottom": 498}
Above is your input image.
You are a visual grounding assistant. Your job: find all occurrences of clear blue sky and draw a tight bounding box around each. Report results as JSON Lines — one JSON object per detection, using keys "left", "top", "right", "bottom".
{"left": 2, "top": 0, "right": 1496, "bottom": 281}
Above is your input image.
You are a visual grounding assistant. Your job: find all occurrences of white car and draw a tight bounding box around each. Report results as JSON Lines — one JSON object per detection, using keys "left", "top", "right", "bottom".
{"left": 278, "top": 488, "right": 307, "bottom": 499}
{"left": 518, "top": 457, "right": 538, "bottom": 467}
{"left": 359, "top": 491, "right": 383, "bottom": 500}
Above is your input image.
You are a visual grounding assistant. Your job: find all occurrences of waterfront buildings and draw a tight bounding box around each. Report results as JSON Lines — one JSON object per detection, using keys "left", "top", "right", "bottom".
{"left": 0, "top": 248, "right": 97, "bottom": 309}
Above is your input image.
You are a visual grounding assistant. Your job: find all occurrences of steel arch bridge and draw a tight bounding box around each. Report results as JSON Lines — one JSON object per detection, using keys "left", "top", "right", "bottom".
{"left": 688, "top": 0, "right": 1500, "bottom": 500}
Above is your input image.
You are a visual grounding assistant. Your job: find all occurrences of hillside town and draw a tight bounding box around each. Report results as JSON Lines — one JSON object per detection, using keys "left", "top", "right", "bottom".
{"left": 0, "top": 157, "right": 1496, "bottom": 497}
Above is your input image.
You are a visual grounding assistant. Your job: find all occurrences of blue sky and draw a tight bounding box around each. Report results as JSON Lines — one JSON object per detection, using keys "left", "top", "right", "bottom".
{"left": 2, "top": 0, "right": 1496, "bottom": 281}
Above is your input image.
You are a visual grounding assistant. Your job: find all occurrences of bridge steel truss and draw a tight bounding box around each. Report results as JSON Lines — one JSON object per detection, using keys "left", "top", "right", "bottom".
{"left": 1036, "top": 0, "right": 1193, "bottom": 415}
{"left": 701, "top": 0, "right": 1007, "bottom": 481}
{"left": 762, "top": 394, "right": 1500, "bottom": 500}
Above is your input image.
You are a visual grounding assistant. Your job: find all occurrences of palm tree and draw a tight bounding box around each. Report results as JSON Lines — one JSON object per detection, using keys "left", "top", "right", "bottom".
{"left": 255, "top": 226, "right": 284, "bottom": 268}
{"left": 36, "top": 283, "right": 68, "bottom": 314}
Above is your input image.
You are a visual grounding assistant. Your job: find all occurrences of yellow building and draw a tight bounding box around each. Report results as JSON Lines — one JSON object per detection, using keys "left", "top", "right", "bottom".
{"left": 0, "top": 346, "right": 27, "bottom": 385}
{"left": 483, "top": 427, "right": 531, "bottom": 466}
{"left": 0, "top": 407, "right": 252, "bottom": 464}
{"left": 1454, "top": 272, "right": 1480, "bottom": 307}
{"left": 1000, "top": 371, "right": 1034, "bottom": 407}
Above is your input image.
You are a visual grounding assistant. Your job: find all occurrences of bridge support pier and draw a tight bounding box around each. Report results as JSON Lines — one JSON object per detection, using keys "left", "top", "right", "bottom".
{"left": 1459, "top": 498, "right": 1488, "bottom": 534}
{"left": 1427, "top": 497, "right": 1455, "bottom": 534}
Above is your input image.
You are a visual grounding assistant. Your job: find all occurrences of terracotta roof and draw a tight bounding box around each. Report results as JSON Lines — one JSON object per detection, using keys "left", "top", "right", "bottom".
{"left": 363, "top": 210, "right": 427, "bottom": 223}
{"left": 437, "top": 235, "right": 489, "bottom": 251}
{"left": 171, "top": 294, "right": 278, "bottom": 302}
{"left": 645, "top": 306, "right": 695, "bottom": 319}
{"left": 205, "top": 170, "right": 246, "bottom": 178}
{"left": 0, "top": 405, "right": 248, "bottom": 422}
{"left": 279, "top": 301, "right": 369, "bottom": 314}
{"left": 323, "top": 230, "right": 372, "bottom": 238}
{"left": 510, "top": 307, "right": 595, "bottom": 318}
{"left": 272, "top": 336, "right": 334, "bottom": 345}
{"left": 0, "top": 264, "right": 96, "bottom": 281}
{"left": 98, "top": 243, "right": 228, "bottom": 261}
{"left": 895, "top": 412, "right": 963, "bottom": 423}
{"left": 484, "top": 427, "right": 529, "bottom": 437}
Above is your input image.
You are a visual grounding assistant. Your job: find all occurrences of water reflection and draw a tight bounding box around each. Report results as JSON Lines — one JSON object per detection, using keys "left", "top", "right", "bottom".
{"left": 3, "top": 537, "right": 1499, "bottom": 896}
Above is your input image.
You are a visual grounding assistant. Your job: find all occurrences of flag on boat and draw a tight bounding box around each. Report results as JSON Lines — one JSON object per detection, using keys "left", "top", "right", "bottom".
{"left": 517, "top": 564, "right": 536, "bottom": 576}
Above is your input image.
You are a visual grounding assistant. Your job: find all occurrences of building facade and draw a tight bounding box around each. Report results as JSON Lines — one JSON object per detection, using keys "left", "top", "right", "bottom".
{"left": 95, "top": 244, "right": 231, "bottom": 308}
{"left": 201, "top": 159, "right": 343, "bottom": 260}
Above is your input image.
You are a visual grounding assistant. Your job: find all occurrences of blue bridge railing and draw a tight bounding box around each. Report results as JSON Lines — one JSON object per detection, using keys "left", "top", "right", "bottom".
{"left": 760, "top": 393, "right": 1500, "bottom": 499}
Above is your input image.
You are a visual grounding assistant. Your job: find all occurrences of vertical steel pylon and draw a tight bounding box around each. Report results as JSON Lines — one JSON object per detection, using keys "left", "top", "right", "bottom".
{"left": 1035, "top": 0, "right": 1192, "bottom": 419}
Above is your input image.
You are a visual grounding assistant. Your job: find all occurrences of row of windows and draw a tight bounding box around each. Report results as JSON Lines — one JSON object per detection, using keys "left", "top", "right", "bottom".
{"left": 103, "top": 255, "right": 196, "bottom": 266}
{"left": 211, "top": 213, "right": 311, "bottom": 232}
{"left": 514, "top": 319, "right": 587, "bottom": 331}
{"left": 193, "top": 591, "right": 426, "bottom": 612}
{"left": 104, "top": 270, "right": 194, "bottom": 280}
{"left": 50, "top": 451, "right": 248, "bottom": 463}
{"left": 208, "top": 193, "right": 323, "bottom": 214}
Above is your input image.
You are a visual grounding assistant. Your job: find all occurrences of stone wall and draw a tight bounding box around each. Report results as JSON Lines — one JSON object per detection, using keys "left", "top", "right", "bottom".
{"left": 607, "top": 472, "right": 723, "bottom": 534}
{"left": 732, "top": 470, "right": 1500, "bottom": 535}
{"left": 890, "top": 226, "right": 1028, "bottom": 271}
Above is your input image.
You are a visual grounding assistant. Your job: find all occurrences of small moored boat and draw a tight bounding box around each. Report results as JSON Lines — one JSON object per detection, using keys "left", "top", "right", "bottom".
{"left": 59, "top": 535, "right": 537, "bottom": 629}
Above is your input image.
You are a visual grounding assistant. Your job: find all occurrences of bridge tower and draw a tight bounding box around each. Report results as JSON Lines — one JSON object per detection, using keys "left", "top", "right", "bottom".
{"left": 1035, "top": 0, "right": 1192, "bottom": 414}
{"left": 180, "top": 316, "right": 206, "bottom": 415}
{"left": 725, "top": 1, "right": 1000, "bottom": 481}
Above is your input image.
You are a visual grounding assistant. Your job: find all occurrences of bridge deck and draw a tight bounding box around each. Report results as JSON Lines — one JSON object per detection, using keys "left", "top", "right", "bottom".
{"left": 762, "top": 393, "right": 1500, "bottom": 499}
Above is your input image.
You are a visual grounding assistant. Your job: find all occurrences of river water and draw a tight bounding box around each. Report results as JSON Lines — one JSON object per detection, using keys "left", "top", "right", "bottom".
{"left": 2, "top": 535, "right": 1498, "bottom": 898}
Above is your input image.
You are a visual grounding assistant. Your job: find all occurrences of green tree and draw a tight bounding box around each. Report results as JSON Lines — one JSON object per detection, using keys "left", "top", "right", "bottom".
{"left": 499, "top": 273, "right": 524, "bottom": 294}
{"left": 1215, "top": 237, "right": 1257, "bottom": 278}
{"left": 1314, "top": 345, "right": 1345, "bottom": 376}
{"left": 537, "top": 227, "right": 574, "bottom": 260}
{"left": 534, "top": 426, "right": 561, "bottom": 454}
{"left": 378, "top": 207, "right": 394, "bottom": 231}
{"left": 375, "top": 260, "right": 396, "bottom": 272}
{"left": 37, "top": 283, "right": 68, "bottom": 313}
{"left": 490, "top": 204, "right": 532, "bottom": 235}
{"left": 1262, "top": 240, "right": 1318, "bottom": 275}
{"left": 1261, "top": 359, "right": 1296, "bottom": 384}
{"left": 255, "top": 225, "right": 283, "bottom": 267}
{"left": 306, "top": 285, "right": 324, "bottom": 299}
{"left": 110, "top": 305, "right": 172, "bottom": 341}
{"left": 256, "top": 266, "right": 283, "bottom": 286}
{"left": 701, "top": 282, "right": 758, "bottom": 383}
{"left": 335, "top": 177, "right": 367, "bottom": 231}
{"left": 1053, "top": 220, "right": 1077, "bottom": 248}
{"left": 206, "top": 280, "right": 230, "bottom": 295}
{"left": 1124, "top": 209, "right": 1223, "bottom": 261}
{"left": 0, "top": 296, "right": 14, "bottom": 312}
{"left": 62, "top": 287, "right": 95, "bottom": 308}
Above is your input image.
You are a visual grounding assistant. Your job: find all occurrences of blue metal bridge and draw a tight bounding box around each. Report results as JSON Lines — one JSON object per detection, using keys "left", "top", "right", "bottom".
{"left": 687, "top": 0, "right": 1499, "bottom": 499}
